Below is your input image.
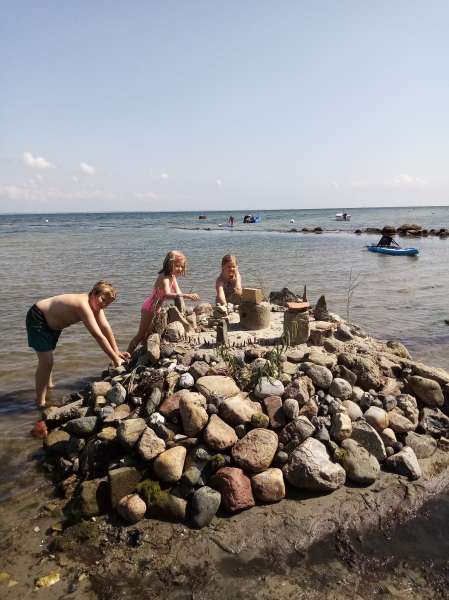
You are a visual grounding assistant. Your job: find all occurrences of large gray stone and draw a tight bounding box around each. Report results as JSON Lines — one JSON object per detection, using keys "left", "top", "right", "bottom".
{"left": 138, "top": 427, "right": 166, "bottom": 460}
{"left": 254, "top": 377, "right": 285, "bottom": 399}
{"left": 364, "top": 406, "right": 389, "bottom": 431}
{"left": 80, "top": 477, "right": 108, "bottom": 516}
{"left": 279, "top": 415, "right": 315, "bottom": 449}
{"left": 108, "top": 467, "right": 142, "bottom": 508}
{"left": 65, "top": 416, "right": 98, "bottom": 437}
{"left": 342, "top": 400, "right": 363, "bottom": 421}
{"left": 146, "top": 333, "right": 161, "bottom": 363}
{"left": 419, "top": 407, "right": 449, "bottom": 437}
{"left": 196, "top": 376, "right": 240, "bottom": 400}
{"left": 283, "top": 438, "right": 346, "bottom": 491}
{"left": 305, "top": 350, "right": 337, "bottom": 369}
{"left": 405, "top": 432, "right": 437, "bottom": 458}
{"left": 117, "top": 418, "right": 146, "bottom": 448}
{"left": 106, "top": 383, "right": 127, "bottom": 404}
{"left": 340, "top": 439, "right": 380, "bottom": 485}
{"left": 301, "top": 362, "right": 333, "bottom": 390}
{"left": 385, "top": 446, "right": 422, "bottom": 480}
{"left": 408, "top": 375, "right": 444, "bottom": 408}
{"left": 329, "top": 377, "right": 353, "bottom": 400}
{"left": 190, "top": 486, "right": 221, "bottom": 528}
{"left": 350, "top": 420, "right": 386, "bottom": 461}
{"left": 91, "top": 381, "right": 112, "bottom": 398}
{"left": 179, "top": 392, "right": 208, "bottom": 437}
{"left": 283, "top": 376, "right": 315, "bottom": 405}
{"left": 330, "top": 413, "right": 352, "bottom": 443}
{"left": 43, "top": 400, "right": 87, "bottom": 425}
{"left": 338, "top": 354, "right": 383, "bottom": 391}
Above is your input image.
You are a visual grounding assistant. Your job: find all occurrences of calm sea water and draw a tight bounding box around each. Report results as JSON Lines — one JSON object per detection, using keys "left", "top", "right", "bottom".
{"left": 1, "top": 206, "right": 449, "bottom": 500}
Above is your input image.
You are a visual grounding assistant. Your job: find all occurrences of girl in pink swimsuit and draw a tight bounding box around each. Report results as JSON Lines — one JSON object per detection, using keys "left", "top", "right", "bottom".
{"left": 127, "top": 250, "right": 200, "bottom": 354}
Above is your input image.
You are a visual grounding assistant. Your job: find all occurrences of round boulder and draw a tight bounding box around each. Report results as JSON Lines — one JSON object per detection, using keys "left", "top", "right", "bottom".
{"left": 231, "top": 428, "right": 278, "bottom": 473}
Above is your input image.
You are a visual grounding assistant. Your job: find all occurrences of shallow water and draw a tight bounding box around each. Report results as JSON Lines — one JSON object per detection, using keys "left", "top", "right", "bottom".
{"left": 0, "top": 206, "right": 449, "bottom": 502}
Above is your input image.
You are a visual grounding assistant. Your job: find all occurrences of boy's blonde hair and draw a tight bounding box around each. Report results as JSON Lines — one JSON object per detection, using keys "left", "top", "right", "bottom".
{"left": 221, "top": 254, "right": 238, "bottom": 268}
{"left": 89, "top": 280, "right": 117, "bottom": 301}
{"left": 159, "top": 250, "right": 187, "bottom": 276}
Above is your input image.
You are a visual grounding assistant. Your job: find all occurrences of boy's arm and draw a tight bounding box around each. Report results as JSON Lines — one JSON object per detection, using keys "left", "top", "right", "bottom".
{"left": 79, "top": 305, "right": 122, "bottom": 366}
{"left": 95, "top": 309, "right": 121, "bottom": 354}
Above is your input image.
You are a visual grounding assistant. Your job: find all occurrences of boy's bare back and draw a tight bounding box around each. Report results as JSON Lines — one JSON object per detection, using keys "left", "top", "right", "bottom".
{"left": 36, "top": 293, "right": 93, "bottom": 331}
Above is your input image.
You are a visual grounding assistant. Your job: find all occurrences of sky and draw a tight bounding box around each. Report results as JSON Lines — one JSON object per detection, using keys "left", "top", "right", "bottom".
{"left": 1, "top": 1, "right": 449, "bottom": 213}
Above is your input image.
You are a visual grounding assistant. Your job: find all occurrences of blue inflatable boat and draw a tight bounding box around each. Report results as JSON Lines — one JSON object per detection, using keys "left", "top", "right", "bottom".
{"left": 367, "top": 245, "right": 419, "bottom": 256}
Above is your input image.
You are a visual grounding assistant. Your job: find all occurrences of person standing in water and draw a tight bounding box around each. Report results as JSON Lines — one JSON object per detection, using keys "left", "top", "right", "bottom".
{"left": 26, "top": 280, "right": 128, "bottom": 407}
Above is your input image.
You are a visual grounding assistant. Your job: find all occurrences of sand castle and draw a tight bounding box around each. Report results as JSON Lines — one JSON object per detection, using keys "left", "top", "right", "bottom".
{"left": 39, "top": 288, "right": 449, "bottom": 531}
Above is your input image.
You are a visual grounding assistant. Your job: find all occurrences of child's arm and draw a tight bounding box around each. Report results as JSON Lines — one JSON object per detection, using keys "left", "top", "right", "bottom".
{"left": 79, "top": 305, "right": 123, "bottom": 366}
{"left": 163, "top": 276, "right": 200, "bottom": 301}
{"left": 95, "top": 309, "right": 130, "bottom": 359}
{"left": 215, "top": 276, "right": 227, "bottom": 305}
{"left": 235, "top": 269, "right": 242, "bottom": 294}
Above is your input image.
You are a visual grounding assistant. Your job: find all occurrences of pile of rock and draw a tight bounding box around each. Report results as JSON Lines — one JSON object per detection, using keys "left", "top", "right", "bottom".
{"left": 40, "top": 300, "right": 449, "bottom": 530}
{"left": 355, "top": 224, "right": 449, "bottom": 238}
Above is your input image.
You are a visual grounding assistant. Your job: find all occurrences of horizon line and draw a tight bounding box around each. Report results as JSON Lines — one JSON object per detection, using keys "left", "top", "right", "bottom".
{"left": 1, "top": 204, "right": 448, "bottom": 216}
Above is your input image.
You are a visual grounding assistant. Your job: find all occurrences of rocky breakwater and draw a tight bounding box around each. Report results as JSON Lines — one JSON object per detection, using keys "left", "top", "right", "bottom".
{"left": 356, "top": 223, "right": 449, "bottom": 238}
{"left": 39, "top": 302, "right": 449, "bottom": 533}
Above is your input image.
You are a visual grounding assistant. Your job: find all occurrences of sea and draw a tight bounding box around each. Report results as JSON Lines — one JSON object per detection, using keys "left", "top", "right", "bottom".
{"left": 1, "top": 206, "right": 449, "bottom": 588}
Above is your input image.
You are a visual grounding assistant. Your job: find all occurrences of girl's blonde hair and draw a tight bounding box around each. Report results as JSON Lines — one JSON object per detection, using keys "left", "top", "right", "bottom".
{"left": 159, "top": 250, "right": 187, "bottom": 276}
{"left": 221, "top": 254, "right": 238, "bottom": 268}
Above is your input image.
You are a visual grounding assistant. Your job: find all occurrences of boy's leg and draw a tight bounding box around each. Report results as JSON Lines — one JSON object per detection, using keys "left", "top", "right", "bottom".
{"left": 127, "top": 310, "right": 154, "bottom": 354}
{"left": 35, "top": 351, "right": 54, "bottom": 407}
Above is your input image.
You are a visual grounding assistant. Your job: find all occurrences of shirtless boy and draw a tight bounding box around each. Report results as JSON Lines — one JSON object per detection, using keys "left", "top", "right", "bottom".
{"left": 26, "top": 280, "right": 129, "bottom": 407}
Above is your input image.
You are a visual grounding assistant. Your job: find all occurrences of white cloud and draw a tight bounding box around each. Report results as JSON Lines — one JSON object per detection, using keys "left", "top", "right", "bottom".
{"left": 391, "top": 174, "right": 427, "bottom": 186}
{"left": 72, "top": 175, "right": 79, "bottom": 183}
{"left": 216, "top": 179, "right": 222, "bottom": 186}
{"left": 160, "top": 173, "right": 168, "bottom": 179}
{"left": 23, "top": 152, "right": 54, "bottom": 170}
{"left": 80, "top": 162, "right": 96, "bottom": 176}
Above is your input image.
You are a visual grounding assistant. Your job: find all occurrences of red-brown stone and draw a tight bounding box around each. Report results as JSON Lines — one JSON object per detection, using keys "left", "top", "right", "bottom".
{"left": 210, "top": 467, "right": 255, "bottom": 512}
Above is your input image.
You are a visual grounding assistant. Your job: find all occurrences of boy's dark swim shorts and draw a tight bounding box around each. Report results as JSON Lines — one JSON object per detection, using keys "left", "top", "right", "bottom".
{"left": 26, "top": 304, "right": 62, "bottom": 352}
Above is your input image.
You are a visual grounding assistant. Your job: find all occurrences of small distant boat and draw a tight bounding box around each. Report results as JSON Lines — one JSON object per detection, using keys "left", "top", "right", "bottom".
{"left": 198, "top": 215, "right": 207, "bottom": 220}
{"left": 336, "top": 213, "right": 351, "bottom": 221}
{"left": 243, "top": 214, "right": 261, "bottom": 224}
{"left": 367, "top": 245, "right": 419, "bottom": 256}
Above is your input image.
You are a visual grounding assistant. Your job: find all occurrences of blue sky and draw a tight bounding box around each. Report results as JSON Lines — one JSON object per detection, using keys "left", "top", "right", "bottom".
{"left": 1, "top": 1, "right": 448, "bottom": 213}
